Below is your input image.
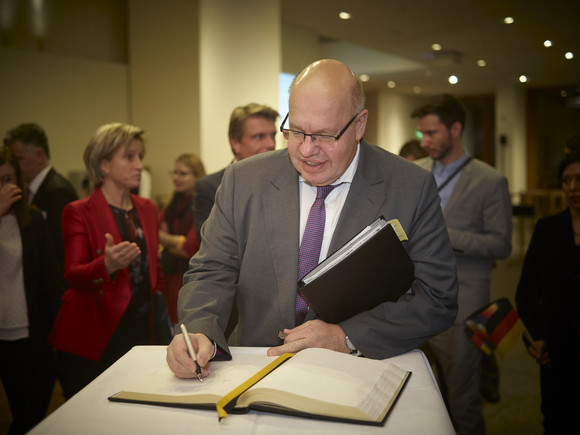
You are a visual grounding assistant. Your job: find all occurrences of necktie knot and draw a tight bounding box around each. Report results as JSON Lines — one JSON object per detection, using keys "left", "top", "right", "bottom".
{"left": 316, "top": 184, "right": 340, "bottom": 200}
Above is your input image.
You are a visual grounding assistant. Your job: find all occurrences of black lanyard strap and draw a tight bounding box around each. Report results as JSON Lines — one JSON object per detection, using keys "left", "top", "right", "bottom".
{"left": 437, "top": 157, "right": 472, "bottom": 192}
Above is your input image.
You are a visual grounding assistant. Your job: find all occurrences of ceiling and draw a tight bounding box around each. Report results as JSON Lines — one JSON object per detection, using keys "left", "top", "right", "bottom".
{"left": 281, "top": 0, "right": 580, "bottom": 97}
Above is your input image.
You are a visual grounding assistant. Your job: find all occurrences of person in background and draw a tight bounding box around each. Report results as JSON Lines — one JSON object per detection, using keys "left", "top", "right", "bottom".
{"left": 158, "top": 153, "right": 206, "bottom": 324}
{"left": 4, "top": 123, "right": 79, "bottom": 273}
{"left": 167, "top": 59, "right": 458, "bottom": 380}
{"left": 516, "top": 151, "right": 580, "bottom": 434}
{"left": 49, "top": 123, "right": 167, "bottom": 399}
{"left": 193, "top": 103, "right": 279, "bottom": 243}
{"left": 0, "top": 147, "right": 61, "bottom": 434}
{"left": 399, "top": 138, "right": 428, "bottom": 161}
{"left": 411, "top": 94, "right": 512, "bottom": 435}
{"left": 564, "top": 130, "right": 580, "bottom": 154}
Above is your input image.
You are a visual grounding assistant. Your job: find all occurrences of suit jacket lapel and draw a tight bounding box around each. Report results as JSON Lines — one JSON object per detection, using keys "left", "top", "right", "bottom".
{"left": 88, "top": 188, "right": 120, "bottom": 242}
{"left": 262, "top": 156, "right": 301, "bottom": 326}
{"left": 330, "top": 141, "right": 387, "bottom": 252}
{"left": 32, "top": 167, "right": 54, "bottom": 204}
{"left": 443, "top": 160, "right": 473, "bottom": 215}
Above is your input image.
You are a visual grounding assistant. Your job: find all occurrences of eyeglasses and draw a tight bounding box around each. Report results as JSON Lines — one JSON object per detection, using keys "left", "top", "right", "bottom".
{"left": 170, "top": 170, "right": 193, "bottom": 177}
{"left": 0, "top": 173, "right": 16, "bottom": 186}
{"left": 280, "top": 112, "right": 360, "bottom": 145}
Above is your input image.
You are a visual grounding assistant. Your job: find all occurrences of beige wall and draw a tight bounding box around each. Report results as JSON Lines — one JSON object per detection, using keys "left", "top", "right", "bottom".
{"left": 0, "top": 48, "right": 129, "bottom": 193}
{"left": 496, "top": 84, "right": 527, "bottom": 197}
{"left": 129, "top": 0, "right": 201, "bottom": 204}
{"left": 281, "top": 23, "right": 321, "bottom": 76}
{"left": 1, "top": 1, "right": 526, "bottom": 202}
{"left": 375, "top": 91, "right": 426, "bottom": 154}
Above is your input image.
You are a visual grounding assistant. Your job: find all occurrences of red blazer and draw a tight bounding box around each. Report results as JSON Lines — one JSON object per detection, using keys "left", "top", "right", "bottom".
{"left": 49, "top": 187, "right": 164, "bottom": 361}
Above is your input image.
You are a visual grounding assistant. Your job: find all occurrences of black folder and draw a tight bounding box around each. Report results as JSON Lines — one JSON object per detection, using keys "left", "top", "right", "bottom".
{"left": 299, "top": 217, "right": 415, "bottom": 324}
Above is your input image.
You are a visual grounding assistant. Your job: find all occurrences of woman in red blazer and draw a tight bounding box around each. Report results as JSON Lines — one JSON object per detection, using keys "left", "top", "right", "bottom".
{"left": 50, "top": 123, "right": 168, "bottom": 399}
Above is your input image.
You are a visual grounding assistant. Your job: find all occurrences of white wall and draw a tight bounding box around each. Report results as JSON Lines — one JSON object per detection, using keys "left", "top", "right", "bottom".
{"left": 199, "top": 0, "right": 281, "bottom": 174}
{"left": 375, "top": 91, "right": 426, "bottom": 154}
{"left": 496, "top": 84, "right": 527, "bottom": 198}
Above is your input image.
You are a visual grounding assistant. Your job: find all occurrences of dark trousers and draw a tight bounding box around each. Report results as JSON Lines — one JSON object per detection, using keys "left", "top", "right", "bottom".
{"left": 540, "top": 362, "right": 580, "bottom": 434}
{"left": 56, "top": 313, "right": 150, "bottom": 400}
{"left": 0, "top": 338, "right": 55, "bottom": 435}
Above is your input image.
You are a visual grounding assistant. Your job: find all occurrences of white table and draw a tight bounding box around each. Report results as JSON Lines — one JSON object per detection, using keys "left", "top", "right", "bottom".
{"left": 30, "top": 346, "right": 454, "bottom": 434}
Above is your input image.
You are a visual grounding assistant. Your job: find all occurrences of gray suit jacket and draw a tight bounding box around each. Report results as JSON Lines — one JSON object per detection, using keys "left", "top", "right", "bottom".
{"left": 416, "top": 157, "right": 512, "bottom": 322}
{"left": 179, "top": 141, "right": 458, "bottom": 359}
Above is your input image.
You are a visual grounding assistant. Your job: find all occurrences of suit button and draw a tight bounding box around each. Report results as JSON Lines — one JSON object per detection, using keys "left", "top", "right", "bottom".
{"left": 98, "top": 289, "right": 104, "bottom": 296}
{"left": 92, "top": 278, "right": 104, "bottom": 284}
{"left": 97, "top": 249, "right": 103, "bottom": 255}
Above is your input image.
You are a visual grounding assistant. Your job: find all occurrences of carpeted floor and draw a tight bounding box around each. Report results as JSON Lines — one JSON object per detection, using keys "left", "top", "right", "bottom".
{"left": 482, "top": 257, "right": 543, "bottom": 434}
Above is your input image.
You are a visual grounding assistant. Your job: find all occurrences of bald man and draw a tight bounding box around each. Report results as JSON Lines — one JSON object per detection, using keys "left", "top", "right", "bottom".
{"left": 167, "top": 59, "right": 458, "bottom": 379}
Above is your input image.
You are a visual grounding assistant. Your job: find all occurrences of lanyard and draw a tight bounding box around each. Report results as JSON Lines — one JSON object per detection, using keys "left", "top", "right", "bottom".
{"left": 437, "top": 157, "right": 472, "bottom": 192}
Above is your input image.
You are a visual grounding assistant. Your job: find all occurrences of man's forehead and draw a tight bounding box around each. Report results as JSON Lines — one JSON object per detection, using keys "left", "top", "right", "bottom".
{"left": 9, "top": 140, "right": 32, "bottom": 153}
{"left": 243, "top": 116, "right": 275, "bottom": 131}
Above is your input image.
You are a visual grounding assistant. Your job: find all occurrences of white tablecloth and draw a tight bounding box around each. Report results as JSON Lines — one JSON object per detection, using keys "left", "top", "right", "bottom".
{"left": 30, "top": 346, "right": 454, "bottom": 435}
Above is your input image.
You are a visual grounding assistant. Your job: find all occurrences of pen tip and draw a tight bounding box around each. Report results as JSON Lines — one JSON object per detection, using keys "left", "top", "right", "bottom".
{"left": 198, "top": 375, "right": 204, "bottom": 383}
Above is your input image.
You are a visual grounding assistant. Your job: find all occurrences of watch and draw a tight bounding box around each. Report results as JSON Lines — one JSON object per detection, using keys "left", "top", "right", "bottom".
{"left": 345, "top": 335, "right": 358, "bottom": 354}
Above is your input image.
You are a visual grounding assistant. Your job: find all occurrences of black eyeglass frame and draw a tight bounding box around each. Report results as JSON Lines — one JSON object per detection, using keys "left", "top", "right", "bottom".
{"left": 279, "top": 112, "right": 360, "bottom": 143}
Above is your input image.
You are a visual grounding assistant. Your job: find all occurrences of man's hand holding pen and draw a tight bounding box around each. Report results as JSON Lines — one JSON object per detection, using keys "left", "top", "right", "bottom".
{"left": 166, "top": 328, "right": 213, "bottom": 380}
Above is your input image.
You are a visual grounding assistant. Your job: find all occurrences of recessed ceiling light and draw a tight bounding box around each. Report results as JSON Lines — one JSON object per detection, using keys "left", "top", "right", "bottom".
{"left": 413, "top": 86, "right": 422, "bottom": 94}
{"left": 387, "top": 80, "right": 396, "bottom": 88}
{"left": 503, "top": 16, "right": 514, "bottom": 24}
{"left": 476, "top": 59, "right": 487, "bottom": 67}
{"left": 339, "top": 11, "right": 351, "bottom": 20}
{"left": 561, "top": 90, "right": 568, "bottom": 98}
{"left": 519, "top": 75, "right": 528, "bottom": 83}
{"left": 565, "top": 51, "right": 574, "bottom": 60}
{"left": 448, "top": 75, "right": 459, "bottom": 84}
{"left": 543, "top": 40, "right": 552, "bottom": 47}
{"left": 359, "top": 74, "right": 370, "bottom": 82}
{"left": 431, "top": 43, "right": 442, "bottom": 51}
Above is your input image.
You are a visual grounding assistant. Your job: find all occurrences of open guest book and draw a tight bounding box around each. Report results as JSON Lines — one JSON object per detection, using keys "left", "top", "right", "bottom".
{"left": 300, "top": 217, "right": 415, "bottom": 323}
{"left": 109, "top": 348, "right": 411, "bottom": 426}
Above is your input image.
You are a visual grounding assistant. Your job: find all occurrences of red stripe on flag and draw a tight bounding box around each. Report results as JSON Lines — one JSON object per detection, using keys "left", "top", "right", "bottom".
{"left": 489, "top": 309, "right": 519, "bottom": 347}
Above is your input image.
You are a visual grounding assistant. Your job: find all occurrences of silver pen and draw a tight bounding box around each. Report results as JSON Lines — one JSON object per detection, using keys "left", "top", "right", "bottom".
{"left": 180, "top": 324, "right": 203, "bottom": 382}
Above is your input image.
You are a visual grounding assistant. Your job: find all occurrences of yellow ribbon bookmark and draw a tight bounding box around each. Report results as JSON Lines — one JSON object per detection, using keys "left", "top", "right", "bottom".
{"left": 216, "top": 352, "right": 294, "bottom": 421}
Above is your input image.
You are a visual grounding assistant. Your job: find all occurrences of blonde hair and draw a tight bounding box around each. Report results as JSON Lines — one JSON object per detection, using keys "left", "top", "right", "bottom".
{"left": 83, "top": 123, "right": 145, "bottom": 186}
{"left": 228, "top": 103, "right": 278, "bottom": 143}
{"left": 175, "top": 153, "right": 205, "bottom": 179}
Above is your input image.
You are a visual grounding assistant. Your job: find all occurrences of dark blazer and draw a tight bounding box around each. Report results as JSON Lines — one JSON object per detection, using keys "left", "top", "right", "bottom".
{"left": 193, "top": 168, "right": 226, "bottom": 242}
{"left": 179, "top": 141, "right": 459, "bottom": 360}
{"left": 516, "top": 208, "right": 580, "bottom": 362}
{"left": 32, "top": 168, "right": 79, "bottom": 271}
{"left": 49, "top": 188, "right": 164, "bottom": 361}
{"left": 21, "top": 208, "right": 62, "bottom": 348}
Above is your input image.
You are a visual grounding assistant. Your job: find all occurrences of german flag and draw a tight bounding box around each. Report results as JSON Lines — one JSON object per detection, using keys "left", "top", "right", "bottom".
{"left": 464, "top": 298, "right": 526, "bottom": 358}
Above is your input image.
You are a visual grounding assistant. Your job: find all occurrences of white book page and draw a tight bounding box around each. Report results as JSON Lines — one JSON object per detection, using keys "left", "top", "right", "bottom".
{"left": 244, "top": 348, "right": 407, "bottom": 421}
{"left": 119, "top": 353, "right": 276, "bottom": 398}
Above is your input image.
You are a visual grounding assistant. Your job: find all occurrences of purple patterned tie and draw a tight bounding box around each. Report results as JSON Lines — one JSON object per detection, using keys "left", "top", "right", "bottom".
{"left": 296, "top": 184, "right": 341, "bottom": 325}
